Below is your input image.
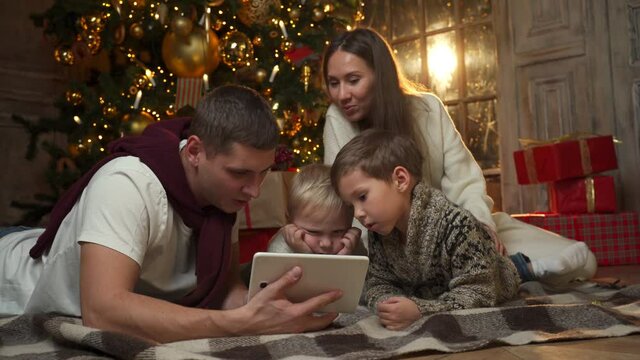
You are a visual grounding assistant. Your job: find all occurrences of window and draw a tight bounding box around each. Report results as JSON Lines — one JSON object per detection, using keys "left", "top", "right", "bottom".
{"left": 363, "top": 0, "right": 500, "bottom": 172}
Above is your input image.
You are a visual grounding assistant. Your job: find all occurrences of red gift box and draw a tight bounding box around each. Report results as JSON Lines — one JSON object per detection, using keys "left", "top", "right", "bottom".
{"left": 512, "top": 212, "right": 640, "bottom": 266}
{"left": 237, "top": 171, "right": 295, "bottom": 230}
{"left": 548, "top": 176, "right": 617, "bottom": 214}
{"left": 513, "top": 135, "right": 617, "bottom": 184}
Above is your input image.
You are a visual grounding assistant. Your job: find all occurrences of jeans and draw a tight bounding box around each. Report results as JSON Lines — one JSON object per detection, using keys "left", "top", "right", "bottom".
{"left": 509, "top": 252, "right": 536, "bottom": 282}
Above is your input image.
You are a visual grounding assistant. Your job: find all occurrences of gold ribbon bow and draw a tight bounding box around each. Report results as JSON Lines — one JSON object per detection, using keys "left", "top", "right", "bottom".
{"left": 519, "top": 132, "right": 621, "bottom": 148}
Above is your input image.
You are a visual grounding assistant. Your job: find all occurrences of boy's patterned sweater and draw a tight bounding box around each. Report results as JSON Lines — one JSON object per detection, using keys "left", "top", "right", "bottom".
{"left": 364, "top": 182, "right": 520, "bottom": 315}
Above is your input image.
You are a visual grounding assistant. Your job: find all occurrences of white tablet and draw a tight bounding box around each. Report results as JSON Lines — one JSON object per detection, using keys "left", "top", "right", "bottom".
{"left": 247, "top": 252, "right": 369, "bottom": 313}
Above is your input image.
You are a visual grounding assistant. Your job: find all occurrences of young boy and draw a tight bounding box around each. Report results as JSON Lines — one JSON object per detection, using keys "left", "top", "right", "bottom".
{"left": 331, "top": 129, "right": 590, "bottom": 330}
{"left": 268, "top": 164, "right": 367, "bottom": 256}
{"left": 239, "top": 164, "right": 366, "bottom": 287}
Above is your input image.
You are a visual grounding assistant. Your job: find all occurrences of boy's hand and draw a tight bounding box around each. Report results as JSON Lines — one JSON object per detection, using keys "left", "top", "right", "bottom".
{"left": 282, "top": 224, "right": 313, "bottom": 253}
{"left": 336, "top": 227, "right": 362, "bottom": 255}
{"left": 376, "top": 297, "right": 421, "bottom": 330}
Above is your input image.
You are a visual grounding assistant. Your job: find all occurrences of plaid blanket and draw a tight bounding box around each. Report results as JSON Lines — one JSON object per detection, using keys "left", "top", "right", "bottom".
{"left": 1, "top": 282, "right": 639, "bottom": 359}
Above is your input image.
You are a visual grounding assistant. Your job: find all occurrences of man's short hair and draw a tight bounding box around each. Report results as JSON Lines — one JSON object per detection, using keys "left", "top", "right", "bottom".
{"left": 331, "top": 129, "right": 423, "bottom": 187}
{"left": 288, "top": 164, "right": 353, "bottom": 221}
{"left": 190, "top": 85, "right": 279, "bottom": 155}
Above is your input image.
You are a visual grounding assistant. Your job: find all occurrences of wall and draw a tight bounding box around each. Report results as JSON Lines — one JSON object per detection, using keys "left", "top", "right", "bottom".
{"left": 0, "top": 1, "right": 65, "bottom": 225}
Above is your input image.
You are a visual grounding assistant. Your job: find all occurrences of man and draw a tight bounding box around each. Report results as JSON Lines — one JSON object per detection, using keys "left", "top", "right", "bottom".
{"left": 0, "top": 85, "right": 342, "bottom": 343}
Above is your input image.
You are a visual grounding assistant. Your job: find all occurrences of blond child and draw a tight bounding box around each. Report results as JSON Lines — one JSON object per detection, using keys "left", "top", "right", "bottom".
{"left": 331, "top": 129, "right": 591, "bottom": 330}
{"left": 268, "top": 164, "right": 367, "bottom": 256}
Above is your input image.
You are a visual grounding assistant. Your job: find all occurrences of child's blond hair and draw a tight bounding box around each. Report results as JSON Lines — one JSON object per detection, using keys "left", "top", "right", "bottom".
{"left": 288, "top": 164, "right": 353, "bottom": 221}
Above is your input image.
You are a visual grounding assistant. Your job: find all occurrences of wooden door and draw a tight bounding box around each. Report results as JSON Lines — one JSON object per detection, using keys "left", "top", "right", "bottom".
{"left": 606, "top": 0, "right": 640, "bottom": 213}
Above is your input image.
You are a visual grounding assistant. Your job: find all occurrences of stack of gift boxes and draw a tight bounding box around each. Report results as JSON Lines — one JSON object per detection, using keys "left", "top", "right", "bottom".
{"left": 512, "top": 135, "right": 640, "bottom": 266}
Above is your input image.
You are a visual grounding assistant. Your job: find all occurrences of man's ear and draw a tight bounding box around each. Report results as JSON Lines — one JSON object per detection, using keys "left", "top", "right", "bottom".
{"left": 392, "top": 166, "right": 412, "bottom": 192}
{"left": 184, "top": 135, "right": 204, "bottom": 166}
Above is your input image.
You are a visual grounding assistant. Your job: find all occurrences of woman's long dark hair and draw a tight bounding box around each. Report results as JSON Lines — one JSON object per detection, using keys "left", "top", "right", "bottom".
{"left": 321, "top": 28, "right": 430, "bottom": 182}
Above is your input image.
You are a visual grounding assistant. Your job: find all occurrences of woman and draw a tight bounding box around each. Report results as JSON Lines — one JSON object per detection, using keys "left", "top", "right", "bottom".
{"left": 320, "top": 28, "right": 596, "bottom": 286}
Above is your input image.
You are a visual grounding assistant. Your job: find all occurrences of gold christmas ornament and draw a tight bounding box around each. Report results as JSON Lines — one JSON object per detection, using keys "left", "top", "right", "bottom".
{"left": 208, "top": 0, "right": 225, "bottom": 6}
{"left": 79, "top": 13, "right": 106, "bottom": 32}
{"left": 288, "top": 8, "right": 301, "bottom": 21}
{"left": 269, "top": 30, "right": 279, "bottom": 39}
{"left": 170, "top": 16, "right": 193, "bottom": 37}
{"left": 220, "top": 30, "right": 254, "bottom": 68}
{"left": 161, "top": 28, "right": 220, "bottom": 77}
{"left": 79, "top": 32, "right": 102, "bottom": 54}
{"left": 129, "top": 23, "right": 145, "bottom": 40}
{"left": 65, "top": 90, "right": 83, "bottom": 106}
{"left": 122, "top": 111, "right": 155, "bottom": 135}
{"left": 255, "top": 68, "right": 268, "bottom": 83}
{"left": 312, "top": 7, "right": 325, "bottom": 22}
{"left": 237, "top": 0, "right": 281, "bottom": 27}
{"left": 54, "top": 46, "right": 75, "bottom": 65}
{"left": 252, "top": 35, "right": 263, "bottom": 47}
{"left": 71, "top": 40, "right": 91, "bottom": 61}
{"left": 113, "top": 22, "right": 126, "bottom": 44}
{"left": 128, "top": 0, "right": 146, "bottom": 10}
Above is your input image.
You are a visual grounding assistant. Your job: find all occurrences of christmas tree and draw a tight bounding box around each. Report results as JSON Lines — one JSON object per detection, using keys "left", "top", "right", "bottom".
{"left": 13, "top": 0, "right": 363, "bottom": 224}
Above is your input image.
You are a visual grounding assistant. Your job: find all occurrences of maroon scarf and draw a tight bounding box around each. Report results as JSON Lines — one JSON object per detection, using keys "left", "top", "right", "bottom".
{"left": 30, "top": 117, "right": 236, "bottom": 309}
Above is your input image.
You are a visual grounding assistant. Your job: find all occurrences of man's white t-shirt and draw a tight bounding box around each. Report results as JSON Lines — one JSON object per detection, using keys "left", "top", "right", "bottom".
{"left": 0, "top": 156, "right": 238, "bottom": 316}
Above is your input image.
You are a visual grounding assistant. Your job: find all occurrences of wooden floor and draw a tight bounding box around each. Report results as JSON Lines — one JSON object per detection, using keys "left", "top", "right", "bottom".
{"left": 404, "top": 265, "right": 640, "bottom": 360}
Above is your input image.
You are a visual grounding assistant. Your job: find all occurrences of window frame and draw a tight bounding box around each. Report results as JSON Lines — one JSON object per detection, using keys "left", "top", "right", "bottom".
{"left": 364, "top": 0, "right": 500, "bottom": 174}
